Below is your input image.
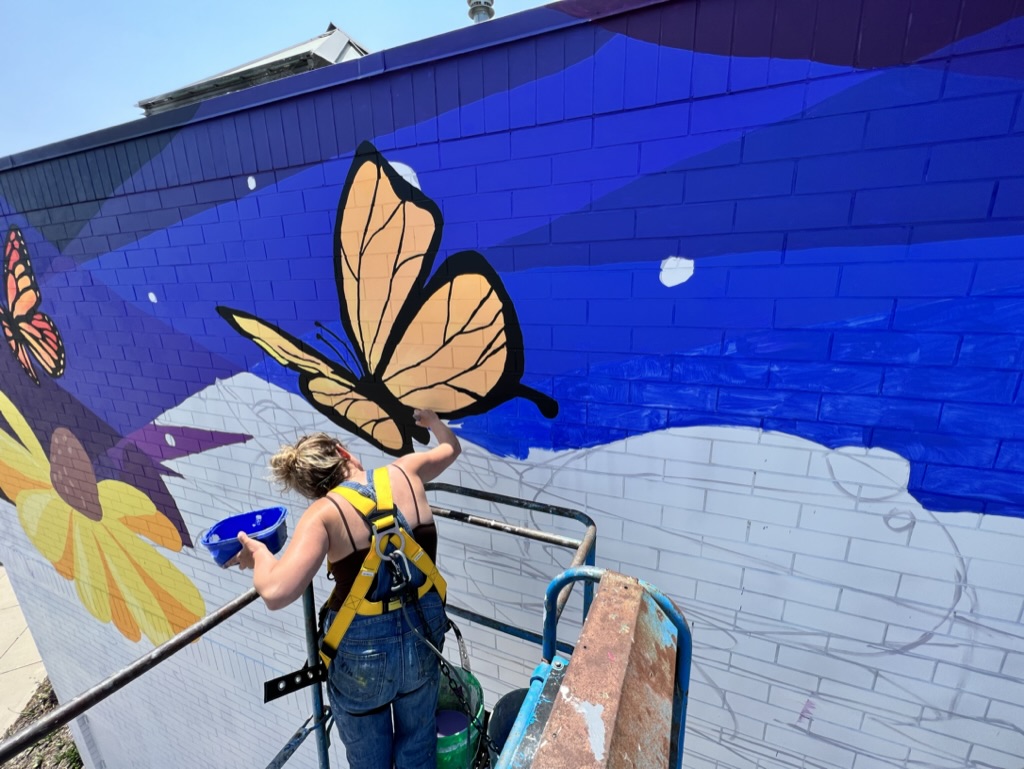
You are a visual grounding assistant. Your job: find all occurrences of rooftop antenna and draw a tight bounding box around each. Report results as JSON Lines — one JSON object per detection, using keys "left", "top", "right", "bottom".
{"left": 468, "top": 0, "right": 495, "bottom": 22}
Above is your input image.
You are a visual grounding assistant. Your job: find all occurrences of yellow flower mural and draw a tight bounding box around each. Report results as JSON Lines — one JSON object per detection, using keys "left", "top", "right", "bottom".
{"left": 0, "top": 391, "right": 205, "bottom": 645}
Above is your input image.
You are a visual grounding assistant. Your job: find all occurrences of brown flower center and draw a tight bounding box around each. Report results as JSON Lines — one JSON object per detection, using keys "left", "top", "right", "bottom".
{"left": 49, "top": 428, "right": 103, "bottom": 522}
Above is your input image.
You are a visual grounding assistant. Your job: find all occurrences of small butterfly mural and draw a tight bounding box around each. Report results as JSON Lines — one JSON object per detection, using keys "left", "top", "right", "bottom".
{"left": 1, "top": 226, "right": 66, "bottom": 385}
{"left": 218, "top": 141, "right": 558, "bottom": 455}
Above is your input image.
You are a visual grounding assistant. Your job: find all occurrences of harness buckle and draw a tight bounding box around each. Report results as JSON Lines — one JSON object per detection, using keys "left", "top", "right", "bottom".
{"left": 372, "top": 522, "right": 407, "bottom": 560}
{"left": 371, "top": 520, "right": 413, "bottom": 593}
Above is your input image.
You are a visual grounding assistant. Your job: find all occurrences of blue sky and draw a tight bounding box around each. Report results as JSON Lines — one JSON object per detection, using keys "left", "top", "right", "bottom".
{"left": 0, "top": 0, "right": 551, "bottom": 158}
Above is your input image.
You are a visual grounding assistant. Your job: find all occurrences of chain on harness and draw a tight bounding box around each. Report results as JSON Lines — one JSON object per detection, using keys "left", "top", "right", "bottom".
{"left": 401, "top": 602, "right": 500, "bottom": 767}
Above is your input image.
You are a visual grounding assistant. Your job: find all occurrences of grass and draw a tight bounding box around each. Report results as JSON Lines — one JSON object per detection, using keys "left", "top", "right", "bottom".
{"left": 1, "top": 678, "right": 82, "bottom": 769}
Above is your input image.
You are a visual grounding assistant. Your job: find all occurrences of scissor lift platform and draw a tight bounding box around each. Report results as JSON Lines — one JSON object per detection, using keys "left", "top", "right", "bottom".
{"left": 493, "top": 568, "right": 692, "bottom": 769}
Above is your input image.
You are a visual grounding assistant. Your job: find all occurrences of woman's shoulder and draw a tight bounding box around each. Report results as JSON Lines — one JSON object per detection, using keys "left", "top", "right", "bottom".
{"left": 386, "top": 460, "right": 421, "bottom": 483}
{"left": 302, "top": 495, "right": 342, "bottom": 523}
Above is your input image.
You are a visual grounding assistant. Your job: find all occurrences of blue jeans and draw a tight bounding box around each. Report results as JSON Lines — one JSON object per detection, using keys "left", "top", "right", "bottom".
{"left": 322, "top": 592, "right": 448, "bottom": 769}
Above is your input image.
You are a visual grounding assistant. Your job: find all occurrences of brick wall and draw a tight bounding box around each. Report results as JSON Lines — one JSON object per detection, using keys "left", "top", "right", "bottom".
{"left": 1, "top": 1, "right": 1022, "bottom": 767}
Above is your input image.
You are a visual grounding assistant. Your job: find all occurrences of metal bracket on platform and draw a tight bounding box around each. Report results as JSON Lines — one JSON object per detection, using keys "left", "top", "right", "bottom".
{"left": 264, "top": 661, "right": 327, "bottom": 703}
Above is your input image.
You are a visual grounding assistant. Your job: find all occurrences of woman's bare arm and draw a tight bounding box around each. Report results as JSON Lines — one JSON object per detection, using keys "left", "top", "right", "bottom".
{"left": 234, "top": 504, "right": 329, "bottom": 610}
{"left": 394, "top": 409, "right": 461, "bottom": 484}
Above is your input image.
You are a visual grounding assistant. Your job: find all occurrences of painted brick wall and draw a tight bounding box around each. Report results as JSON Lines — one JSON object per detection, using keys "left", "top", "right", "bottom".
{"left": 1, "top": 1, "right": 1023, "bottom": 767}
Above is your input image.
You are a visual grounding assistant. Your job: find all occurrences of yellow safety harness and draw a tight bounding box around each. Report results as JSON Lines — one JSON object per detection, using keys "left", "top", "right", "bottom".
{"left": 318, "top": 466, "right": 447, "bottom": 669}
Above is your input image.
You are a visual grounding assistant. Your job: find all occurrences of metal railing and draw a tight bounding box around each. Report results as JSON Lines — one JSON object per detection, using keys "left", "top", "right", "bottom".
{"left": 0, "top": 485, "right": 596, "bottom": 768}
{"left": 426, "top": 482, "right": 598, "bottom": 655}
{"left": 0, "top": 588, "right": 261, "bottom": 765}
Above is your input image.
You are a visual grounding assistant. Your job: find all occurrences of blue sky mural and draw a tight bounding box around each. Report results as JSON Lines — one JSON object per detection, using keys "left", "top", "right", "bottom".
{"left": 1, "top": 0, "right": 1023, "bottom": 518}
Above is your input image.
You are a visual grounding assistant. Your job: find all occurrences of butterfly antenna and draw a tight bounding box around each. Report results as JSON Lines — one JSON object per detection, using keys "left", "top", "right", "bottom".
{"left": 314, "top": 331, "right": 350, "bottom": 370}
{"left": 315, "top": 322, "right": 365, "bottom": 376}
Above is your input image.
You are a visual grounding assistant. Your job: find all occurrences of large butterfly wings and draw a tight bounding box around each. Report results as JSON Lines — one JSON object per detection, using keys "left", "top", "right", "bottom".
{"left": 335, "top": 147, "right": 441, "bottom": 378}
{"left": 335, "top": 143, "right": 554, "bottom": 421}
{"left": 379, "top": 251, "right": 520, "bottom": 416}
{"left": 1, "top": 226, "right": 65, "bottom": 385}
{"left": 219, "top": 141, "right": 558, "bottom": 455}
{"left": 216, "top": 308, "right": 410, "bottom": 453}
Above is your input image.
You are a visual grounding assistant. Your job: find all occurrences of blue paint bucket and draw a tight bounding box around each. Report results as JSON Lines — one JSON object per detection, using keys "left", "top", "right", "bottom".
{"left": 200, "top": 507, "right": 288, "bottom": 567}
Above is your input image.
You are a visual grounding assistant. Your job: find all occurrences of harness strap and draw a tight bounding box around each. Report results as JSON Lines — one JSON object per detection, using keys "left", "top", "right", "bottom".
{"left": 318, "top": 468, "right": 446, "bottom": 669}
{"left": 373, "top": 466, "right": 394, "bottom": 514}
{"left": 331, "top": 484, "right": 376, "bottom": 516}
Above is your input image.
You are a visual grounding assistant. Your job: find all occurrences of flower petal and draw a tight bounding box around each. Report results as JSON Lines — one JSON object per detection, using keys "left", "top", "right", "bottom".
{"left": 99, "top": 546, "right": 142, "bottom": 643}
{"left": 0, "top": 391, "right": 47, "bottom": 461}
{"left": 106, "top": 525, "right": 205, "bottom": 644}
{"left": 0, "top": 428, "right": 50, "bottom": 501}
{"left": 72, "top": 522, "right": 112, "bottom": 623}
{"left": 96, "top": 527, "right": 164, "bottom": 643}
{"left": 97, "top": 481, "right": 183, "bottom": 551}
{"left": 17, "top": 490, "right": 74, "bottom": 569}
{"left": 0, "top": 446, "right": 49, "bottom": 499}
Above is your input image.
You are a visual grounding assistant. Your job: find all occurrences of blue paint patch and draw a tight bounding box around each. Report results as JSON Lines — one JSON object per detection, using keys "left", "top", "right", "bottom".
{"left": 9, "top": 12, "right": 1024, "bottom": 526}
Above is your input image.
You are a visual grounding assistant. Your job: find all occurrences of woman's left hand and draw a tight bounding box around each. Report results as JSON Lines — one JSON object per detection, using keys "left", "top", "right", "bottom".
{"left": 227, "top": 532, "right": 268, "bottom": 570}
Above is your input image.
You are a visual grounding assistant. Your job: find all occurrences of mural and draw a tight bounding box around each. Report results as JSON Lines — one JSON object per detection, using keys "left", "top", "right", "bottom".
{"left": 0, "top": 0, "right": 1022, "bottom": 767}
{"left": 1, "top": 225, "right": 65, "bottom": 385}
{"left": 0, "top": 391, "right": 205, "bottom": 644}
{"left": 0, "top": 223, "right": 212, "bottom": 646}
{"left": 218, "top": 141, "right": 558, "bottom": 454}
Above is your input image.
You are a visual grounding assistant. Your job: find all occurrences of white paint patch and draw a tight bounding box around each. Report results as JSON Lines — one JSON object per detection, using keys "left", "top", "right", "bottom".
{"left": 147, "top": 292, "right": 158, "bottom": 303}
{"left": 164, "top": 433, "right": 176, "bottom": 447}
{"left": 246, "top": 176, "right": 257, "bottom": 191}
{"left": 390, "top": 162, "right": 420, "bottom": 190}
{"left": 6, "top": 371, "right": 1018, "bottom": 769}
{"left": 560, "top": 685, "right": 605, "bottom": 761}
{"left": 659, "top": 256, "right": 694, "bottom": 286}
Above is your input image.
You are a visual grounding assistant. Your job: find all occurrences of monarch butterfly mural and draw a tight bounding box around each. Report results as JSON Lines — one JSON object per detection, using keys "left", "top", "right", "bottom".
{"left": 218, "top": 141, "right": 558, "bottom": 455}
{"left": 1, "top": 226, "right": 66, "bottom": 385}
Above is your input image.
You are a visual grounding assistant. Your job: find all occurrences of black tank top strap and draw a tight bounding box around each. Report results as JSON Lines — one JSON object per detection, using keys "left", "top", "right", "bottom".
{"left": 324, "top": 493, "right": 358, "bottom": 550}
{"left": 393, "top": 465, "right": 421, "bottom": 526}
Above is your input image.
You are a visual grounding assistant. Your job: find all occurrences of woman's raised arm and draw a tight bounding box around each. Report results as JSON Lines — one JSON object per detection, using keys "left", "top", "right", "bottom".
{"left": 394, "top": 409, "right": 461, "bottom": 484}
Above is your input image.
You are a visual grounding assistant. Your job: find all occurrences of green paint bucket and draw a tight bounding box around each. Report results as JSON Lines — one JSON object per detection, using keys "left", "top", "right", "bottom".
{"left": 436, "top": 668, "right": 484, "bottom": 769}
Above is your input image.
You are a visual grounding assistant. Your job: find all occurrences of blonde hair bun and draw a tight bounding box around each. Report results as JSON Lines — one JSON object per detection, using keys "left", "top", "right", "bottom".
{"left": 269, "top": 433, "right": 349, "bottom": 499}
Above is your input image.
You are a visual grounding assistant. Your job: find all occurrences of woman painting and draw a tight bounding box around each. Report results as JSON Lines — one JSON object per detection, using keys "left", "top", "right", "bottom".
{"left": 233, "top": 409, "right": 461, "bottom": 769}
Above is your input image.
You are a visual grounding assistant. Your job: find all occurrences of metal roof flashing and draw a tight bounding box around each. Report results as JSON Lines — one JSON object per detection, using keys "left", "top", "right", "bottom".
{"left": 135, "top": 24, "right": 369, "bottom": 117}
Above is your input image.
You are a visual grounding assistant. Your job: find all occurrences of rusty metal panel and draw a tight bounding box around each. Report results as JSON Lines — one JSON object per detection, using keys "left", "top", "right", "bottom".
{"left": 529, "top": 572, "right": 679, "bottom": 769}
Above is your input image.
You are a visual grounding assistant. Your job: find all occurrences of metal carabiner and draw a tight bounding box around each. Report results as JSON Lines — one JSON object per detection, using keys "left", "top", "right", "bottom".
{"left": 386, "top": 549, "right": 413, "bottom": 592}
{"left": 373, "top": 526, "right": 407, "bottom": 562}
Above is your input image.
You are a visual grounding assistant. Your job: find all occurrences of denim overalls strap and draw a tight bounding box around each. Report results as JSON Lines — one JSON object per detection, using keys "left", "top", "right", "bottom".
{"left": 335, "top": 476, "right": 416, "bottom": 534}
{"left": 319, "top": 467, "right": 447, "bottom": 669}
